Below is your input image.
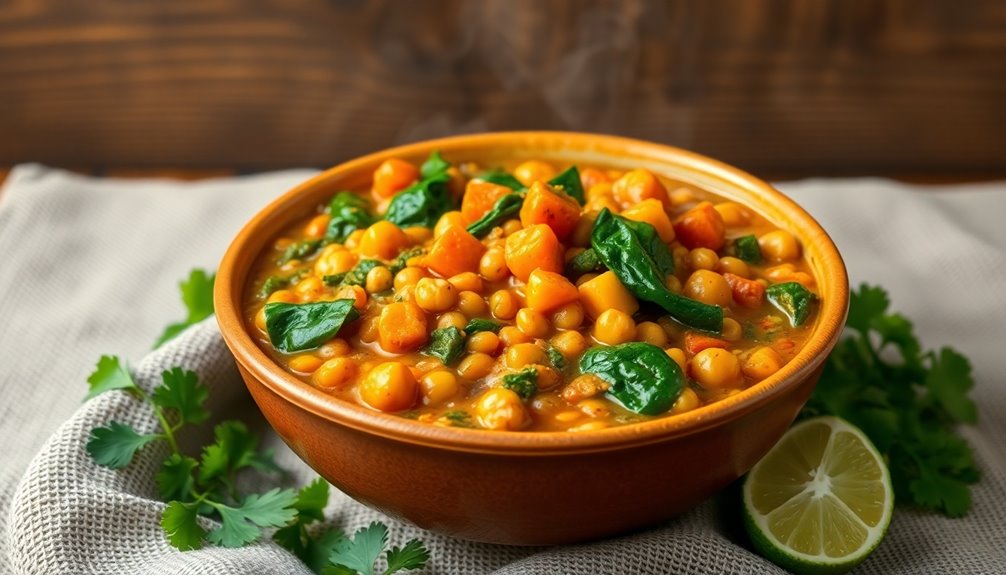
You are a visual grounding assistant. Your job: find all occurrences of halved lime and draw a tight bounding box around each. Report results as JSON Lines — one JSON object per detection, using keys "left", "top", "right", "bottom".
{"left": 743, "top": 416, "right": 894, "bottom": 575}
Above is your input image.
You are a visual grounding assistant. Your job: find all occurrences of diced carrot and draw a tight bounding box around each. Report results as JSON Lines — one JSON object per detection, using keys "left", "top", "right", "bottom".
{"left": 504, "top": 224, "right": 564, "bottom": 281}
{"left": 425, "top": 225, "right": 486, "bottom": 278}
{"left": 673, "top": 201, "right": 726, "bottom": 250}
{"left": 723, "top": 272, "right": 766, "bottom": 307}
{"left": 378, "top": 301, "right": 428, "bottom": 353}
{"left": 372, "top": 158, "right": 418, "bottom": 199}
{"left": 519, "top": 181, "right": 581, "bottom": 240}
{"left": 612, "top": 169, "right": 671, "bottom": 210}
{"left": 620, "top": 198, "right": 676, "bottom": 243}
{"left": 525, "top": 269, "right": 579, "bottom": 313}
{"left": 684, "top": 331, "right": 729, "bottom": 355}
{"left": 461, "top": 180, "right": 513, "bottom": 222}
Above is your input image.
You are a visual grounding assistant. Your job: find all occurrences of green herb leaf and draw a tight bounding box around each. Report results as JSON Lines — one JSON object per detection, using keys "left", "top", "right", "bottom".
{"left": 272, "top": 478, "right": 332, "bottom": 562}
{"left": 161, "top": 501, "right": 206, "bottom": 551}
{"left": 156, "top": 454, "right": 198, "bottom": 501}
{"left": 548, "top": 166, "right": 585, "bottom": 205}
{"left": 591, "top": 209, "right": 722, "bottom": 332}
{"left": 477, "top": 170, "right": 524, "bottom": 190}
{"left": 463, "top": 318, "right": 503, "bottom": 335}
{"left": 258, "top": 269, "right": 309, "bottom": 299}
{"left": 307, "top": 529, "right": 348, "bottom": 574}
{"left": 580, "top": 342, "right": 683, "bottom": 415}
{"left": 86, "top": 421, "right": 160, "bottom": 468}
{"left": 466, "top": 193, "right": 524, "bottom": 238}
{"left": 385, "top": 172, "right": 453, "bottom": 229}
{"left": 326, "top": 260, "right": 382, "bottom": 288}
{"left": 846, "top": 283, "right": 889, "bottom": 334}
{"left": 564, "top": 248, "right": 605, "bottom": 279}
{"left": 293, "top": 477, "right": 330, "bottom": 522}
{"left": 279, "top": 240, "right": 323, "bottom": 266}
{"left": 926, "top": 347, "right": 977, "bottom": 424}
{"left": 152, "top": 367, "right": 209, "bottom": 425}
{"left": 545, "top": 346, "right": 566, "bottom": 370}
{"left": 389, "top": 247, "right": 426, "bottom": 275}
{"left": 384, "top": 539, "right": 431, "bottom": 575}
{"left": 264, "top": 299, "right": 360, "bottom": 353}
{"left": 154, "top": 269, "right": 217, "bottom": 348}
{"left": 502, "top": 367, "right": 538, "bottom": 400}
{"left": 732, "top": 235, "right": 762, "bottom": 264}
{"left": 84, "top": 355, "right": 140, "bottom": 400}
{"left": 326, "top": 192, "right": 376, "bottom": 243}
{"left": 330, "top": 522, "right": 389, "bottom": 575}
{"left": 420, "top": 150, "right": 451, "bottom": 179}
{"left": 443, "top": 410, "right": 473, "bottom": 428}
{"left": 423, "top": 327, "right": 466, "bottom": 366}
{"left": 207, "top": 488, "right": 299, "bottom": 548}
{"left": 765, "top": 281, "right": 817, "bottom": 327}
{"left": 198, "top": 421, "right": 262, "bottom": 485}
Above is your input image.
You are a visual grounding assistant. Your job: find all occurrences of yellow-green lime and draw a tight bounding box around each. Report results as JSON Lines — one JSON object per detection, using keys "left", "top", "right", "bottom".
{"left": 743, "top": 416, "right": 894, "bottom": 575}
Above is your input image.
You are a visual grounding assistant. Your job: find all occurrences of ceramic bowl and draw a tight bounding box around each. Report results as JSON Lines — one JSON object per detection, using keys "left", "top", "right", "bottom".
{"left": 215, "top": 132, "right": 848, "bottom": 545}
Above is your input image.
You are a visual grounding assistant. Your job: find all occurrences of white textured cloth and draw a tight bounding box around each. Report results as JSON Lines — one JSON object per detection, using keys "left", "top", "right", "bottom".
{"left": 1, "top": 165, "right": 1004, "bottom": 574}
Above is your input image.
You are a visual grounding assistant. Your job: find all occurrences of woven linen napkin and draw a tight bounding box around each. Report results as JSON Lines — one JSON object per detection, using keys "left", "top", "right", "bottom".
{"left": 1, "top": 165, "right": 1004, "bottom": 574}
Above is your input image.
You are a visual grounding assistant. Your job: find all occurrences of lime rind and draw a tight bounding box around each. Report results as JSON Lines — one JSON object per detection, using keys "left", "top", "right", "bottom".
{"left": 743, "top": 416, "right": 894, "bottom": 575}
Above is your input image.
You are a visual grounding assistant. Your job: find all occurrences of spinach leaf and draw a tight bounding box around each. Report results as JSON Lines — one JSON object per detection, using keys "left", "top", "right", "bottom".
{"left": 257, "top": 269, "right": 309, "bottom": 299}
{"left": 545, "top": 346, "right": 566, "bottom": 370}
{"left": 420, "top": 150, "right": 451, "bottom": 179}
{"left": 548, "top": 166, "right": 585, "bottom": 205}
{"left": 324, "top": 259, "right": 381, "bottom": 288}
{"left": 385, "top": 172, "right": 453, "bottom": 228}
{"left": 466, "top": 193, "right": 525, "bottom": 238}
{"left": 264, "top": 299, "right": 360, "bottom": 353}
{"left": 277, "top": 239, "right": 321, "bottom": 265}
{"left": 423, "top": 327, "right": 466, "bottom": 366}
{"left": 326, "top": 192, "right": 376, "bottom": 243}
{"left": 564, "top": 248, "right": 606, "bottom": 279}
{"left": 464, "top": 318, "right": 503, "bottom": 335}
{"left": 591, "top": 209, "right": 723, "bottom": 332}
{"left": 733, "top": 235, "right": 762, "bottom": 264}
{"left": 502, "top": 367, "right": 538, "bottom": 400}
{"left": 766, "top": 282, "right": 817, "bottom": 327}
{"left": 477, "top": 170, "right": 524, "bottom": 191}
{"left": 579, "top": 342, "right": 683, "bottom": 415}
{"left": 389, "top": 247, "right": 426, "bottom": 275}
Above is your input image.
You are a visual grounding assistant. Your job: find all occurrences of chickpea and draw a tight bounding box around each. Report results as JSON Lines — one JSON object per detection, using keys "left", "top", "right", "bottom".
{"left": 359, "top": 361, "right": 418, "bottom": 412}
{"left": 414, "top": 278, "right": 458, "bottom": 313}
{"left": 689, "top": 248, "right": 719, "bottom": 271}
{"left": 457, "top": 291, "right": 488, "bottom": 317}
{"left": 294, "top": 276, "right": 325, "bottom": 301}
{"left": 344, "top": 229, "right": 366, "bottom": 250}
{"left": 579, "top": 399, "right": 611, "bottom": 418}
{"left": 448, "top": 272, "right": 483, "bottom": 293}
{"left": 516, "top": 308, "right": 549, "bottom": 338}
{"left": 551, "top": 301, "right": 584, "bottom": 330}
{"left": 317, "top": 339, "right": 350, "bottom": 358}
{"left": 758, "top": 230, "right": 801, "bottom": 262}
{"left": 665, "top": 275, "right": 682, "bottom": 293}
{"left": 690, "top": 348, "right": 742, "bottom": 389}
{"left": 561, "top": 373, "right": 610, "bottom": 403}
{"left": 505, "top": 343, "right": 548, "bottom": 369}
{"left": 358, "top": 316, "right": 380, "bottom": 343}
{"left": 335, "top": 284, "right": 368, "bottom": 310}
{"left": 365, "top": 266, "right": 393, "bottom": 294}
{"left": 393, "top": 266, "right": 428, "bottom": 291}
{"left": 501, "top": 219, "right": 523, "bottom": 236}
{"left": 713, "top": 202, "right": 750, "bottom": 228}
{"left": 358, "top": 221, "right": 409, "bottom": 260}
{"left": 289, "top": 354, "right": 323, "bottom": 373}
{"left": 435, "top": 211, "right": 468, "bottom": 238}
{"left": 489, "top": 289, "right": 520, "bottom": 320}
{"left": 420, "top": 370, "right": 460, "bottom": 406}
{"left": 636, "top": 321, "right": 669, "bottom": 347}
{"left": 664, "top": 347, "right": 687, "bottom": 372}
{"left": 579, "top": 167, "right": 610, "bottom": 190}
{"left": 669, "top": 186, "right": 697, "bottom": 206}
{"left": 575, "top": 273, "right": 599, "bottom": 287}
{"left": 743, "top": 346, "right": 784, "bottom": 380}
{"left": 550, "top": 330, "right": 587, "bottom": 359}
{"left": 314, "top": 357, "right": 357, "bottom": 389}
{"left": 586, "top": 182, "right": 613, "bottom": 202}
{"left": 403, "top": 226, "right": 432, "bottom": 245}
{"left": 532, "top": 364, "right": 562, "bottom": 390}
{"left": 479, "top": 248, "right": 510, "bottom": 282}
{"left": 475, "top": 388, "right": 530, "bottom": 430}
{"left": 592, "top": 309, "right": 636, "bottom": 346}
{"left": 498, "top": 325, "right": 531, "bottom": 346}
{"left": 254, "top": 307, "right": 268, "bottom": 331}
{"left": 612, "top": 169, "right": 670, "bottom": 210}
{"left": 513, "top": 160, "right": 557, "bottom": 187}
{"left": 717, "top": 256, "right": 750, "bottom": 278}
{"left": 372, "top": 158, "right": 419, "bottom": 198}
{"left": 670, "top": 388, "right": 700, "bottom": 414}
{"left": 467, "top": 331, "right": 500, "bottom": 355}
{"left": 267, "top": 289, "right": 298, "bottom": 304}
{"left": 458, "top": 352, "right": 496, "bottom": 380}
{"left": 436, "top": 311, "right": 468, "bottom": 331}
{"left": 721, "top": 317, "right": 742, "bottom": 342}
{"left": 683, "top": 270, "right": 733, "bottom": 307}
{"left": 303, "top": 214, "right": 330, "bottom": 239}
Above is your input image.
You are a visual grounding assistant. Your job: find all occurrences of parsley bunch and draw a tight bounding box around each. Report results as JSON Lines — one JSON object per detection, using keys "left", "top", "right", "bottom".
{"left": 802, "top": 284, "right": 979, "bottom": 516}
{"left": 84, "top": 268, "right": 430, "bottom": 574}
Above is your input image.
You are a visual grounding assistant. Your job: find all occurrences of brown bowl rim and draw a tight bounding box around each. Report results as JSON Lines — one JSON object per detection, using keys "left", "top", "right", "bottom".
{"left": 215, "top": 131, "right": 848, "bottom": 456}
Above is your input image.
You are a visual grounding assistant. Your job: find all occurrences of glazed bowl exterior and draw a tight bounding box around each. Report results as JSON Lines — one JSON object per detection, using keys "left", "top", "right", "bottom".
{"left": 215, "top": 132, "right": 848, "bottom": 545}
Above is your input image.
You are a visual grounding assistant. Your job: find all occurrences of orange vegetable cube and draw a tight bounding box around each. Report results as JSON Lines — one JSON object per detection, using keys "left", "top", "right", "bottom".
{"left": 612, "top": 169, "right": 670, "bottom": 210}
{"left": 620, "top": 198, "right": 675, "bottom": 243}
{"left": 525, "top": 269, "right": 579, "bottom": 313}
{"left": 425, "top": 225, "right": 486, "bottom": 278}
{"left": 372, "top": 158, "right": 418, "bottom": 199}
{"left": 577, "top": 271, "right": 639, "bottom": 319}
{"left": 684, "top": 331, "right": 729, "bottom": 355}
{"left": 461, "top": 180, "right": 513, "bottom": 223}
{"left": 673, "top": 201, "right": 726, "bottom": 251}
{"left": 378, "top": 301, "right": 428, "bottom": 353}
{"left": 519, "top": 181, "right": 582, "bottom": 240}
{"left": 504, "top": 224, "right": 564, "bottom": 281}
{"left": 723, "top": 272, "right": 766, "bottom": 307}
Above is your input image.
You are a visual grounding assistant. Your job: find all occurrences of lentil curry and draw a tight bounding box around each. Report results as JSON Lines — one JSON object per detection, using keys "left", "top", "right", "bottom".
{"left": 245, "top": 153, "right": 819, "bottom": 432}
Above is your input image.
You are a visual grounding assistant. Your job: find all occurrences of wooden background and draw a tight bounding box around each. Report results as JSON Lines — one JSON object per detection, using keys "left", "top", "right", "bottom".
{"left": 1, "top": 0, "right": 1004, "bottom": 177}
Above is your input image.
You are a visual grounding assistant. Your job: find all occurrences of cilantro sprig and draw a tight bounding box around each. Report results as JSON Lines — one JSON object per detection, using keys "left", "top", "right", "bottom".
{"left": 802, "top": 284, "right": 979, "bottom": 517}
{"left": 84, "top": 268, "right": 430, "bottom": 574}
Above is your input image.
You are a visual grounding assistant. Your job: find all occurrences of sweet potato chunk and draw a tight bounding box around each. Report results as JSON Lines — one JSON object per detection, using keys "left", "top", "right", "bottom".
{"left": 425, "top": 225, "right": 486, "bottom": 278}
{"left": 525, "top": 269, "right": 579, "bottom": 313}
{"left": 673, "top": 201, "right": 726, "bottom": 250}
{"left": 378, "top": 301, "right": 428, "bottom": 353}
{"left": 461, "top": 180, "right": 513, "bottom": 223}
{"left": 504, "top": 224, "right": 563, "bottom": 281}
{"left": 519, "top": 182, "right": 581, "bottom": 240}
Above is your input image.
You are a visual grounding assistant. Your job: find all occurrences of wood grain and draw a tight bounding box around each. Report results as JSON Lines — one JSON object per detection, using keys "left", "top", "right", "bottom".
{"left": 0, "top": 0, "right": 1004, "bottom": 175}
